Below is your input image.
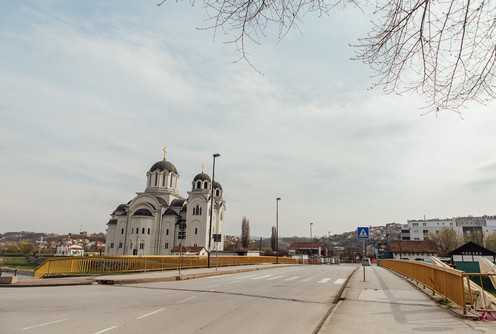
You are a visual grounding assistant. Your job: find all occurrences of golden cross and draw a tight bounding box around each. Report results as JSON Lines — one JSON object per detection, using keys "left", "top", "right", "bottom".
{"left": 202, "top": 164, "right": 205, "bottom": 173}
{"left": 163, "top": 146, "right": 167, "bottom": 160}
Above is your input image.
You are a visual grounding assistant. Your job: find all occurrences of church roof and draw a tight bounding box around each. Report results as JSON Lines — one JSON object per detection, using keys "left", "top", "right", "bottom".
{"left": 149, "top": 160, "right": 178, "bottom": 174}
{"left": 194, "top": 173, "right": 211, "bottom": 182}
{"left": 107, "top": 219, "right": 117, "bottom": 225}
{"left": 171, "top": 199, "right": 186, "bottom": 207}
{"left": 214, "top": 181, "right": 223, "bottom": 190}
{"left": 164, "top": 208, "right": 180, "bottom": 216}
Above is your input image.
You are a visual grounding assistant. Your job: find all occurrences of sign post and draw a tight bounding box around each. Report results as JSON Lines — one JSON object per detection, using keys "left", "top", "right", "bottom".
{"left": 357, "top": 227, "right": 369, "bottom": 281}
{"left": 178, "top": 221, "right": 186, "bottom": 275}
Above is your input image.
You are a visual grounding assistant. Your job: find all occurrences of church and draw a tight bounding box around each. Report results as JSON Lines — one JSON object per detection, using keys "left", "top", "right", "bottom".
{"left": 105, "top": 148, "right": 226, "bottom": 256}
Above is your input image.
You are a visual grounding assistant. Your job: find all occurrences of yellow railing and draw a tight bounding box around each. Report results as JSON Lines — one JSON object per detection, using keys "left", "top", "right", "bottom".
{"left": 379, "top": 259, "right": 467, "bottom": 313}
{"left": 34, "top": 255, "right": 297, "bottom": 279}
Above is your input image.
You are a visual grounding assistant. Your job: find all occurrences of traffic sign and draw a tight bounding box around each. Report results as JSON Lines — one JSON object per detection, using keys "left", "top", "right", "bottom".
{"left": 357, "top": 227, "right": 369, "bottom": 239}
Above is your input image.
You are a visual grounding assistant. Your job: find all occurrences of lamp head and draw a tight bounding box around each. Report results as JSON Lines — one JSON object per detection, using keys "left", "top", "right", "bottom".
{"left": 213, "top": 153, "right": 220, "bottom": 158}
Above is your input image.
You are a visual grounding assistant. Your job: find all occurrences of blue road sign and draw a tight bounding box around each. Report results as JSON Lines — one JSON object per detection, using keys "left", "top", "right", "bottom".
{"left": 357, "top": 227, "right": 369, "bottom": 239}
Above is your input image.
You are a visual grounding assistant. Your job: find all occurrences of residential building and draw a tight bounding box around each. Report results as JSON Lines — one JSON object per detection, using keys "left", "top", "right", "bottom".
{"left": 389, "top": 240, "right": 438, "bottom": 262}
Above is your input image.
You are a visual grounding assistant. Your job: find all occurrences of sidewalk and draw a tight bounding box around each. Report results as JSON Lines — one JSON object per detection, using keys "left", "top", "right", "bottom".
{"left": 0, "top": 264, "right": 293, "bottom": 287}
{"left": 321, "top": 265, "right": 496, "bottom": 334}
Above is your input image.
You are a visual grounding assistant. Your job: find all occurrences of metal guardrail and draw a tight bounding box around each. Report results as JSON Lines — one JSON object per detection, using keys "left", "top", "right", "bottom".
{"left": 379, "top": 259, "right": 467, "bottom": 314}
{"left": 33, "top": 255, "right": 297, "bottom": 279}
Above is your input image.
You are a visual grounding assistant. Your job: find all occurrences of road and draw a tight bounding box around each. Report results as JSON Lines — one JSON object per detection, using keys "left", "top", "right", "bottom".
{"left": 0, "top": 264, "right": 356, "bottom": 334}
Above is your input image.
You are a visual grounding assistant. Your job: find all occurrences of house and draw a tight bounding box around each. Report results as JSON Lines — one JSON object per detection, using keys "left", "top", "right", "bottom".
{"left": 56, "top": 244, "right": 84, "bottom": 257}
{"left": 449, "top": 241, "right": 496, "bottom": 273}
{"left": 170, "top": 246, "right": 207, "bottom": 256}
{"left": 289, "top": 242, "right": 322, "bottom": 258}
{"left": 389, "top": 240, "right": 438, "bottom": 262}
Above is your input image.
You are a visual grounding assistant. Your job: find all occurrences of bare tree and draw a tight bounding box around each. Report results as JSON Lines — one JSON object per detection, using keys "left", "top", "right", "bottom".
{"left": 158, "top": 0, "right": 496, "bottom": 112}
{"left": 428, "top": 227, "right": 463, "bottom": 256}
{"left": 271, "top": 226, "right": 277, "bottom": 251}
{"left": 241, "top": 217, "right": 250, "bottom": 249}
{"left": 485, "top": 233, "right": 496, "bottom": 252}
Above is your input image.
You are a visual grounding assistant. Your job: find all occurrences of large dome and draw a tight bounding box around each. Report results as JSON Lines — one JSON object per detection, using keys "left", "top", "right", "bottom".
{"left": 214, "top": 181, "right": 223, "bottom": 190}
{"left": 149, "top": 160, "right": 178, "bottom": 174}
{"left": 193, "top": 173, "right": 211, "bottom": 182}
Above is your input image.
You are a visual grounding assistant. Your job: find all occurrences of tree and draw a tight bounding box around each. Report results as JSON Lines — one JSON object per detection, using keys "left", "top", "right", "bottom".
{"left": 241, "top": 217, "right": 250, "bottom": 249}
{"left": 428, "top": 227, "right": 463, "bottom": 257}
{"left": 271, "top": 226, "right": 277, "bottom": 251}
{"left": 464, "top": 228, "right": 484, "bottom": 246}
{"left": 6, "top": 243, "right": 20, "bottom": 254}
{"left": 485, "top": 233, "right": 496, "bottom": 252}
{"left": 20, "top": 242, "right": 36, "bottom": 255}
{"left": 159, "top": 0, "right": 496, "bottom": 112}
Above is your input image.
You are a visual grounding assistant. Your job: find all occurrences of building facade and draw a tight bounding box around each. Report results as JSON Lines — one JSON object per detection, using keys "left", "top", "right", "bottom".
{"left": 105, "top": 151, "right": 226, "bottom": 256}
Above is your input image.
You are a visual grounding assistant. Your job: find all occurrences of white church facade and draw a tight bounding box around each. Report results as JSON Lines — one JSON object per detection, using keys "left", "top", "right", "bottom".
{"left": 105, "top": 149, "right": 226, "bottom": 256}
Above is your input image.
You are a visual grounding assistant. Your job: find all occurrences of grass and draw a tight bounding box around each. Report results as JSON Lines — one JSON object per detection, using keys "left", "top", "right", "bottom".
{"left": 437, "top": 298, "right": 451, "bottom": 307}
{"left": 0, "top": 256, "right": 39, "bottom": 270}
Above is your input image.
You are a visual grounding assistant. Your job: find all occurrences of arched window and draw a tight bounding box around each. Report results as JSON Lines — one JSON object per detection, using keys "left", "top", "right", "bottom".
{"left": 199, "top": 207, "right": 202, "bottom": 215}
{"left": 154, "top": 173, "right": 158, "bottom": 186}
{"left": 216, "top": 189, "right": 220, "bottom": 196}
{"left": 163, "top": 174, "right": 166, "bottom": 187}
{"left": 204, "top": 181, "right": 208, "bottom": 189}
{"left": 196, "top": 181, "right": 201, "bottom": 189}
{"left": 133, "top": 209, "right": 153, "bottom": 216}
{"left": 147, "top": 228, "right": 151, "bottom": 234}
{"left": 166, "top": 229, "right": 169, "bottom": 235}
{"left": 170, "top": 176, "right": 173, "bottom": 187}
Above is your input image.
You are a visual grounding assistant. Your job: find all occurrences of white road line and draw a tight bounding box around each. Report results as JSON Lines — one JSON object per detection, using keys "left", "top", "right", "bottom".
{"left": 301, "top": 277, "right": 312, "bottom": 282}
{"left": 137, "top": 308, "right": 165, "bottom": 320}
{"left": 178, "top": 296, "right": 197, "bottom": 304}
{"left": 284, "top": 276, "right": 300, "bottom": 281}
{"left": 334, "top": 278, "right": 346, "bottom": 284}
{"left": 21, "top": 319, "right": 68, "bottom": 331}
{"left": 234, "top": 274, "right": 256, "bottom": 280}
{"left": 318, "top": 278, "right": 331, "bottom": 284}
{"left": 93, "top": 326, "right": 118, "bottom": 334}
{"left": 253, "top": 275, "right": 272, "bottom": 280}
{"left": 267, "top": 276, "right": 284, "bottom": 280}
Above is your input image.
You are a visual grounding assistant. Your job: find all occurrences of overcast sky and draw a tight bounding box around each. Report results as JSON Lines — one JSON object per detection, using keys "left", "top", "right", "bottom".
{"left": 1, "top": 1, "right": 496, "bottom": 238}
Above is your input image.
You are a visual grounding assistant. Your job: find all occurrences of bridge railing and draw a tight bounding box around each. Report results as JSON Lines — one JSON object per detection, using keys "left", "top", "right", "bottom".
{"left": 379, "top": 259, "right": 466, "bottom": 313}
{"left": 33, "top": 255, "right": 297, "bottom": 279}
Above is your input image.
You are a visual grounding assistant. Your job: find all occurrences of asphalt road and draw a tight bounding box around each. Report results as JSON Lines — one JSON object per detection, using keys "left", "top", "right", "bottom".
{"left": 0, "top": 264, "right": 357, "bottom": 334}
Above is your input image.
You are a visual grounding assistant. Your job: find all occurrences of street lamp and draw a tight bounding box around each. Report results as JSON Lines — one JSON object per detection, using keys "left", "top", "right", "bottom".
{"left": 310, "top": 223, "right": 314, "bottom": 241}
{"left": 276, "top": 197, "right": 281, "bottom": 264}
{"left": 207, "top": 153, "right": 220, "bottom": 268}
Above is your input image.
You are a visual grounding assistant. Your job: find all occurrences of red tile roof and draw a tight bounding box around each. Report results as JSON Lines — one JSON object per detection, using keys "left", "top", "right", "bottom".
{"left": 289, "top": 242, "right": 322, "bottom": 248}
{"left": 390, "top": 240, "right": 438, "bottom": 253}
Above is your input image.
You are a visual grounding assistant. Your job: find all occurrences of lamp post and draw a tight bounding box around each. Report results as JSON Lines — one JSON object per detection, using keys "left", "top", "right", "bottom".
{"left": 310, "top": 223, "right": 314, "bottom": 261}
{"left": 310, "top": 223, "right": 313, "bottom": 241}
{"left": 207, "top": 153, "right": 220, "bottom": 268}
{"left": 276, "top": 197, "right": 281, "bottom": 264}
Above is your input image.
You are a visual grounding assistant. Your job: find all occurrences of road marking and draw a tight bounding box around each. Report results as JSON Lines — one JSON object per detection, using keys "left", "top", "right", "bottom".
{"left": 318, "top": 278, "right": 331, "bottom": 284}
{"left": 178, "top": 296, "right": 197, "bottom": 304}
{"left": 301, "top": 277, "right": 312, "bottom": 282}
{"left": 21, "top": 319, "right": 68, "bottom": 331}
{"left": 234, "top": 274, "right": 256, "bottom": 280}
{"left": 267, "top": 275, "right": 284, "bottom": 280}
{"left": 137, "top": 308, "right": 165, "bottom": 319}
{"left": 93, "top": 326, "right": 118, "bottom": 334}
{"left": 334, "top": 278, "right": 346, "bottom": 284}
{"left": 253, "top": 275, "right": 272, "bottom": 280}
{"left": 284, "top": 276, "right": 300, "bottom": 281}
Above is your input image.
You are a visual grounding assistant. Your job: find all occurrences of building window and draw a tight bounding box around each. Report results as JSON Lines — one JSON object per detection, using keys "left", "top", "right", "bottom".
{"left": 119, "top": 242, "right": 123, "bottom": 248}
{"left": 154, "top": 174, "right": 158, "bottom": 186}
{"left": 131, "top": 229, "right": 133, "bottom": 234}
{"left": 195, "top": 228, "right": 198, "bottom": 235}
{"left": 121, "top": 228, "right": 124, "bottom": 234}
{"left": 412, "top": 223, "right": 418, "bottom": 226}
{"left": 140, "top": 243, "right": 144, "bottom": 249}
{"left": 216, "top": 189, "right": 220, "bottom": 196}
{"left": 136, "top": 228, "right": 139, "bottom": 234}
{"left": 204, "top": 181, "right": 208, "bottom": 189}
{"left": 130, "top": 243, "right": 133, "bottom": 249}
{"left": 422, "top": 223, "right": 426, "bottom": 226}
{"left": 170, "top": 176, "right": 173, "bottom": 187}
{"left": 110, "top": 242, "right": 114, "bottom": 248}
{"left": 142, "top": 228, "right": 145, "bottom": 234}
{"left": 147, "top": 228, "right": 151, "bottom": 234}
{"left": 196, "top": 181, "right": 201, "bottom": 189}
{"left": 166, "top": 229, "right": 169, "bottom": 235}
{"left": 163, "top": 174, "right": 166, "bottom": 187}
{"left": 164, "top": 243, "right": 168, "bottom": 249}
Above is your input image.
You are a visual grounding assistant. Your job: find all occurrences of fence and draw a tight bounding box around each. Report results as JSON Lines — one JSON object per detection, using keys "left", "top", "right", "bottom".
{"left": 379, "top": 259, "right": 467, "bottom": 313}
{"left": 33, "top": 255, "right": 297, "bottom": 279}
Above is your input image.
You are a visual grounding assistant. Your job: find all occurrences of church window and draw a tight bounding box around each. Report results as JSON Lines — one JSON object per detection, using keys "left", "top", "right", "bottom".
{"left": 130, "top": 243, "right": 133, "bottom": 249}
{"left": 204, "top": 181, "right": 208, "bottom": 189}
{"left": 194, "top": 243, "right": 197, "bottom": 247}
{"left": 118, "top": 242, "right": 123, "bottom": 248}
{"left": 142, "top": 228, "right": 145, "bottom": 234}
{"left": 164, "top": 242, "right": 169, "bottom": 249}
{"left": 196, "top": 181, "right": 201, "bottom": 189}
{"left": 170, "top": 176, "right": 173, "bottom": 187}
{"left": 133, "top": 209, "right": 153, "bottom": 216}
{"left": 148, "top": 175, "right": 151, "bottom": 187}
{"left": 195, "top": 228, "right": 198, "bottom": 235}
{"left": 121, "top": 228, "right": 124, "bottom": 234}
{"left": 154, "top": 174, "right": 158, "bottom": 186}
{"left": 199, "top": 207, "right": 202, "bottom": 215}
{"left": 163, "top": 174, "right": 166, "bottom": 187}
{"left": 216, "top": 189, "right": 220, "bottom": 196}
{"left": 110, "top": 242, "right": 114, "bottom": 248}
{"left": 147, "top": 228, "right": 151, "bottom": 234}
{"left": 140, "top": 243, "right": 144, "bottom": 249}
{"left": 136, "top": 228, "right": 139, "bottom": 234}
{"left": 166, "top": 229, "right": 169, "bottom": 235}
{"left": 131, "top": 229, "right": 133, "bottom": 234}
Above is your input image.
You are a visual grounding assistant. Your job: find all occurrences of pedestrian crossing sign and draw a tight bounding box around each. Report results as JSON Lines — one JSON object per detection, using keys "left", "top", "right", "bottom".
{"left": 357, "top": 227, "right": 369, "bottom": 239}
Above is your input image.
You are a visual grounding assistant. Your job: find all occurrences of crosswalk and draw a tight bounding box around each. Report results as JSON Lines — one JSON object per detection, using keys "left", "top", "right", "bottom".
{"left": 224, "top": 274, "right": 345, "bottom": 284}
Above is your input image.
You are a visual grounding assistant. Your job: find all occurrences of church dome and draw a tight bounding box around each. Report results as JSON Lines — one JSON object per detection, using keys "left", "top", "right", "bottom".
{"left": 149, "top": 160, "right": 178, "bottom": 174}
{"left": 193, "top": 173, "right": 211, "bottom": 182}
{"left": 214, "top": 181, "right": 223, "bottom": 190}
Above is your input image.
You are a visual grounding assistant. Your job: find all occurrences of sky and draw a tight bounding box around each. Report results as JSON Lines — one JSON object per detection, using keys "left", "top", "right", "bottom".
{"left": 1, "top": 1, "right": 496, "bottom": 238}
